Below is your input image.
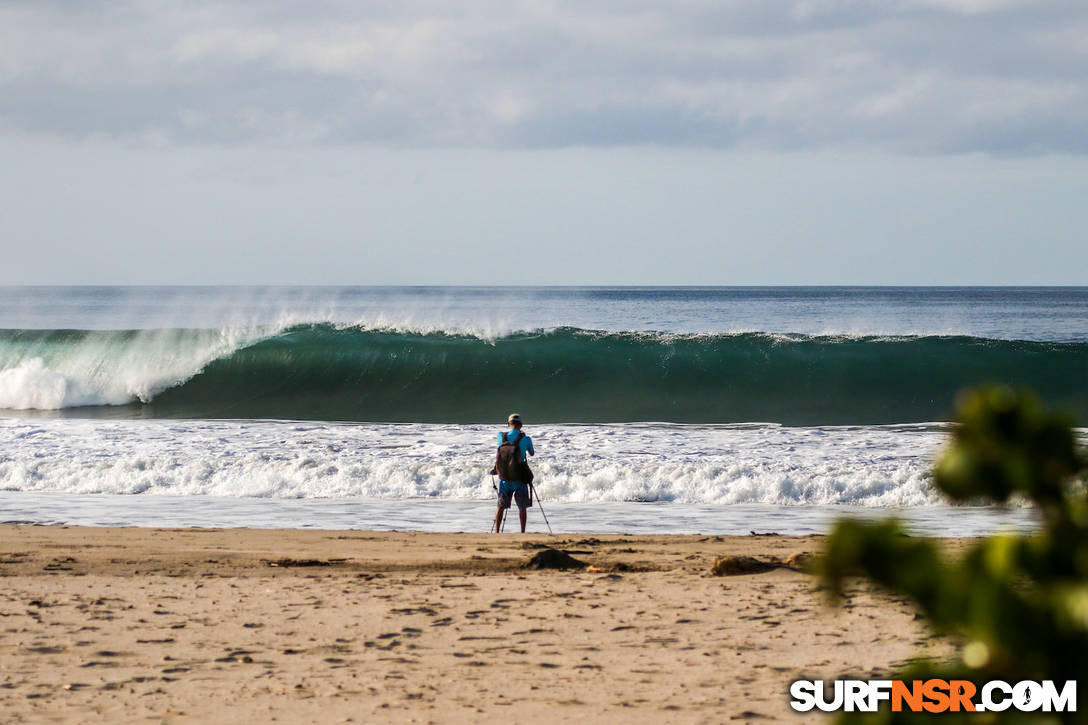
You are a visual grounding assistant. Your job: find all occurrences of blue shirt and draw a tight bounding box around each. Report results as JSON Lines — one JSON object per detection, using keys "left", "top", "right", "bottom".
{"left": 497, "top": 430, "right": 534, "bottom": 463}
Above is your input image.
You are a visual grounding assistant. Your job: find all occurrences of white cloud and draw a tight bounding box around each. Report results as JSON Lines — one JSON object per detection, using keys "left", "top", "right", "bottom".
{"left": 0, "top": 0, "right": 1084, "bottom": 154}
{"left": 486, "top": 89, "right": 535, "bottom": 124}
{"left": 917, "top": 0, "right": 1031, "bottom": 15}
{"left": 853, "top": 76, "right": 934, "bottom": 119}
{"left": 171, "top": 28, "right": 282, "bottom": 65}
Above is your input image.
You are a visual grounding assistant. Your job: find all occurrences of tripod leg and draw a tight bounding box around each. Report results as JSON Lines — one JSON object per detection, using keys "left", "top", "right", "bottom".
{"left": 531, "top": 485, "right": 553, "bottom": 535}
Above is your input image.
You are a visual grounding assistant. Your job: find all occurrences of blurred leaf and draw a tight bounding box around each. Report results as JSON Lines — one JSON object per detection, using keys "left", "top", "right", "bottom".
{"left": 821, "top": 386, "right": 1088, "bottom": 723}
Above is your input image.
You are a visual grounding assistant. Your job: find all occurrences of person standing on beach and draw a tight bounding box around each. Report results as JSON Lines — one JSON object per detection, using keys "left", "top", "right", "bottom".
{"left": 493, "top": 413, "right": 535, "bottom": 533}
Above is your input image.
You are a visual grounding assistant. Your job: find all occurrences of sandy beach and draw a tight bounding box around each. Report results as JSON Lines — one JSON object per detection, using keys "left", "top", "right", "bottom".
{"left": 0, "top": 525, "right": 952, "bottom": 724}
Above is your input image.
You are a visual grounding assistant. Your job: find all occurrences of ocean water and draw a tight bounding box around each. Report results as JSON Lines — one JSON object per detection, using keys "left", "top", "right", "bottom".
{"left": 0, "top": 286, "right": 1084, "bottom": 535}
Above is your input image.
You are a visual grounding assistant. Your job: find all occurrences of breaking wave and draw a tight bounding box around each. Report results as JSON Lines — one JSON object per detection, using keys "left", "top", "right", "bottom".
{"left": 0, "top": 325, "right": 1084, "bottom": 425}
{"left": 0, "top": 419, "right": 947, "bottom": 507}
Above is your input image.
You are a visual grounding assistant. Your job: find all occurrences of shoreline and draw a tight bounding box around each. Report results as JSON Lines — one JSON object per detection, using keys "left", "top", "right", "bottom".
{"left": 0, "top": 525, "right": 954, "bottom": 723}
{"left": 0, "top": 491, "right": 1040, "bottom": 538}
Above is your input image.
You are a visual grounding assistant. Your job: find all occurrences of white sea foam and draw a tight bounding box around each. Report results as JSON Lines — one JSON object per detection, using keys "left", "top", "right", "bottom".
{"left": 0, "top": 419, "right": 951, "bottom": 507}
{"left": 0, "top": 358, "right": 75, "bottom": 409}
{"left": 0, "top": 327, "right": 270, "bottom": 410}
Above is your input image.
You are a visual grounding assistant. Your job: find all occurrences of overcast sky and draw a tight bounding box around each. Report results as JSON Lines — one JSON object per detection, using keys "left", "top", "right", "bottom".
{"left": 2, "top": 0, "right": 1086, "bottom": 284}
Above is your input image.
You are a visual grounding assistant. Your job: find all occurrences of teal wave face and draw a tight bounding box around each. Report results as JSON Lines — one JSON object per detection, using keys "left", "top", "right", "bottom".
{"left": 133, "top": 326, "right": 1087, "bottom": 424}
{"left": 1, "top": 325, "right": 1085, "bottom": 423}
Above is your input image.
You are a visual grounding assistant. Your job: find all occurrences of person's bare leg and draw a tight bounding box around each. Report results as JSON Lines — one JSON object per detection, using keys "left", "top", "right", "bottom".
{"left": 494, "top": 507, "right": 504, "bottom": 533}
{"left": 519, "top": 507, "right": 527, "bottom": 533}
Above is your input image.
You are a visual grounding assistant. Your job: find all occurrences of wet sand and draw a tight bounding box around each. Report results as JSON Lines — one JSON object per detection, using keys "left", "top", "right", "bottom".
{"left": 0, "top": 526, "right": 951, "bottom": 723}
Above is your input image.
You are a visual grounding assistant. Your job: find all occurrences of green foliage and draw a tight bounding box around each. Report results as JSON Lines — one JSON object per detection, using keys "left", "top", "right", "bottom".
{"left": 819, "top": 386, "right": 1088, "bottom": 723}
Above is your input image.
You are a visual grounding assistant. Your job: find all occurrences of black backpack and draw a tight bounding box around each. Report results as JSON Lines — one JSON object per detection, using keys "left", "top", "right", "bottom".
{"left": 493, "top": 431, "right": 533, "bottom": 484}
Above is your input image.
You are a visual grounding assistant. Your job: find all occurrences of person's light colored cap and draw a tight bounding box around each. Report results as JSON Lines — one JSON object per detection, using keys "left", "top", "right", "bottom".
{"left": 507, "top": 413, "right": 522, "bottom": 424}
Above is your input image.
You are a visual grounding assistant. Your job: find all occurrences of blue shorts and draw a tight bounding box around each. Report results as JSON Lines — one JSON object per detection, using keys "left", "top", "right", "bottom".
{"left": 497, "top": 481, "right": 531, "bottom": 510}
